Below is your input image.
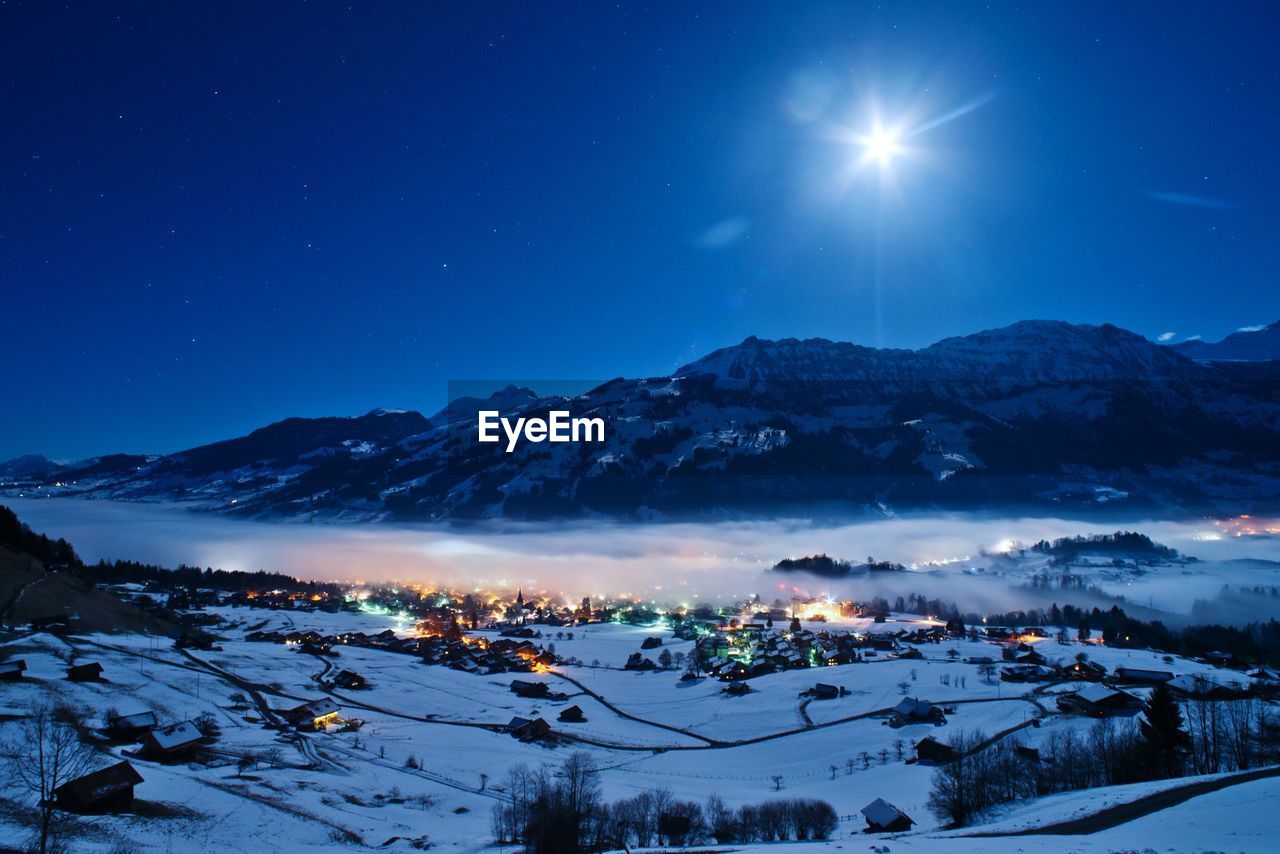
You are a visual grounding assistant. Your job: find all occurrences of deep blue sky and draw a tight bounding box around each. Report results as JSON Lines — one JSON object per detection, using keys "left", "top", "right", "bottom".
{"left": 3, "top": 2, "right": 1278, "bottom": 460}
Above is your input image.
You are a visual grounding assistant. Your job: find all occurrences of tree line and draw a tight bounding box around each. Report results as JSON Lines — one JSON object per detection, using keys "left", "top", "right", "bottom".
{"left": 491, "top": 753, "right": 838, "bottom": 852}
{"left": 930, "top": 684, "right": 1280, "bottom": 826}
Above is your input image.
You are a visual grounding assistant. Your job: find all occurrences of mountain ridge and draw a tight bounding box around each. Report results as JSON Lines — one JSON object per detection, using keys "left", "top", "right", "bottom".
{"left": 4, "top": 320, "right": 1279, "bottom": 522}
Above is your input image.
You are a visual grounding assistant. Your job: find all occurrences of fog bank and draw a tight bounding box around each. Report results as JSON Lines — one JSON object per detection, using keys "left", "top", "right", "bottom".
{"left": 6, "top": 498, "right": 1278, "bottom": 618}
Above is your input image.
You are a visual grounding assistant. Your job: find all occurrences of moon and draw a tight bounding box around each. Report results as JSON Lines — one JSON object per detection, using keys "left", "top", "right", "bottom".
{"left": 861, "top": 127, "right": 902, "bottom": 166}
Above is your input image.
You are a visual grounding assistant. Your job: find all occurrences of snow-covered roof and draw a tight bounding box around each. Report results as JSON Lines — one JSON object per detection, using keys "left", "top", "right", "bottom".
{"left": 306, "top": 697, "right": 340, "bottom": 717}
{"left": 892, "top": 697, "right": 935, "bottom": 717}
{"left": 861, "top": 797, "right": 908, "bottom": 827}
{"left": 1074, "top": 683, "right": 1133, "bottom": 704}
{"left": 111, "top": 710, "right": 157, "bottom": 728}
{"left": 149, "top": 721, "right": 201, "bottom": 750}
{"left": 1167, "top": 674, "right": 1224, "bottom": 694}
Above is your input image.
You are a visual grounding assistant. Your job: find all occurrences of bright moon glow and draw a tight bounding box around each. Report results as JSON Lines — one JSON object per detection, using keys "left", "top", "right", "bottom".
{"left": 862, "top": 128, "right": 902, "bottom": 165}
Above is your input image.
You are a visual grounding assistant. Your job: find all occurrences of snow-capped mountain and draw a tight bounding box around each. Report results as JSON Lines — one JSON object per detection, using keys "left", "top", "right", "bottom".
{"left": 5, "top": 320, "right": 1279, "bottom": 521}
{"left": 1173, "top": 321, "right": 1280, "bottom": 362}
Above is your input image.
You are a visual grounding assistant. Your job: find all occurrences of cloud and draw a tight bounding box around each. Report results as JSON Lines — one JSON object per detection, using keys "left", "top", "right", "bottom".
{"left": 7, "top": 496, "right": 1276, "bottom": 619}
{"left": 1237, "top": 325, "right": 1266, "bottom": 333}
{"left": 697, "top": 218, "right": 749, "bottom": 249}
{"left": 1146, "top": 191, "right": 1238, "bottom": 210}
{"left": 1157, "top": 331, "right": 1176, "bottom": 342}
{"left": 1184, "top": 335, "right": 1203, "bottom": 341}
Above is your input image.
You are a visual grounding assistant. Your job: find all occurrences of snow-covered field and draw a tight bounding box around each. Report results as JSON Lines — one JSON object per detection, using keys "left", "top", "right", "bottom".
{"left": 1, "top": 610, "right": 1274, "bottom": 853}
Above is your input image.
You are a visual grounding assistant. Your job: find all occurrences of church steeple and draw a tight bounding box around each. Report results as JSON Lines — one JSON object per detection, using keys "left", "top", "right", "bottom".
{"left": 517, "top": 589, "right": 524, "bottom": 607}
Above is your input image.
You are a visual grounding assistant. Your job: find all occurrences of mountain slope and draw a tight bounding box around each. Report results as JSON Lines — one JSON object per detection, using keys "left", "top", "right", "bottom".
{"left": 5, "top": 320, "right": 1280, "bottom": 521}
{"left": 1173, "top": 321, "right": 1280, "bottom": 362}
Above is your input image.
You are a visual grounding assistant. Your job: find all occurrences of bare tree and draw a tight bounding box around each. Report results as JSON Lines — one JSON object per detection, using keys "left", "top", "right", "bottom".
{"left": 2, "top": 702, "right": 98, "bottom": 854}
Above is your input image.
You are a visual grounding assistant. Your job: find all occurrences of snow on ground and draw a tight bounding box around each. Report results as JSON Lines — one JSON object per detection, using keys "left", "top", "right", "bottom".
{"left": 0, "top": 615, "right": 1275, "bottom": 852}
{"left": 696, "top": 775, "right": 1280, "bottom": 853}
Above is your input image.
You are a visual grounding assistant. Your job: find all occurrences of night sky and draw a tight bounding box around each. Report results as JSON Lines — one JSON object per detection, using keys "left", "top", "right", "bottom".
{"left": 3, "top": 2, "right": 1278, "bottom": 460}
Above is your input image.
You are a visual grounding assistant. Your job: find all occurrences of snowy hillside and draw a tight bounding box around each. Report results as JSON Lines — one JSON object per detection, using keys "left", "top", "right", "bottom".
{"left": 2, "top": 608, "right": 1275, "bottom": 852}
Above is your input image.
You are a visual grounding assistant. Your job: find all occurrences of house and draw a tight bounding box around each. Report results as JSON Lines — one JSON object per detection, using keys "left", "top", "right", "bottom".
{"left": 1204, "top": 651, "right": 1247, "bottom": 670}
{"left": 914, "top": 736, "right": 957, "bottom": 764}
{"left": 890, "top": 697, "right": 946, "bottom": 726}
{"left": 1056, "top": 684, "right": 1142, "bottom": 716}
{"left": 108, "top": 710, "right": 158, "bottom": 740}
{"left": 506, "top": 716, "right": 551, "bottom": 742}
{"left": 139, "top": 721, "right": 203, "bottom": 759}
{"left": 624, "top": 652, "right": 657, "bottom": 671}
{"left": 510, "top": 679, "right": 550, "bottom": 699}
{"left": 0, "top": 659, "right": 27, "bottom": 681}
{"left": 1001, "top": 664, "right": 1052, "bottom": 683}
{"left": 861, "top": 798, "right": 914, "bottom": 833}
{"left": 53, "top": 761, "right": 143, "bottom": 813}
{"left": 558, "top": 705, "right": 585, "bottom": 723}
{"left": 724, "top": 681, "right": 751, "bottom": 696}
{"left": 333, "top": 670, "right": 367, "bottom": 690}
{"left": 1113, "top": 666, "right": 1174, "bottom": 685}
{"left": 1167, "top": 674, "right": 1240, "bottom": 700}
{"left": 1060, "top": 659, "right": 1107, "bottom": 681}
{"left": 811, "top": 683, "right": 839, "bottom": 700}
{"left": 67, "top": 662, "right": 104, "bottom": 682}
{"left": 283, "top": 698, "right": 341, "bottom": 730}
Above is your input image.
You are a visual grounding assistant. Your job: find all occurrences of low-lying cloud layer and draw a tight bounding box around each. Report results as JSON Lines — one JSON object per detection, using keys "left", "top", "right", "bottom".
{"left": 6, "top": 498, "right": 1278, "bottom": 620}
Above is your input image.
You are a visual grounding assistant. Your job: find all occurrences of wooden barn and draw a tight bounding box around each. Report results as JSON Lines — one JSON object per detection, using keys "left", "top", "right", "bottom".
{"left": 0, "top": 659, "right": 27, "bottom": 682}
{"left": 139, "top": 721, "right": 203, "bottom": 760}
{"left": 509, "top": 679, "right": 550, "bottom": 699}
{"left": 1056, "top": 684, "right": 1143, "bottom": 716}
{"left": 558, "top": 705, "right": 585, "bottom": 723}
{"left": 333, "top": 669, "right": 367, "bottom": 690}
{"left": 914, "top": 735, "right": 957, "bottom": 764}
{"left": 891, "top": 697, "right": 946, "bottom": 726}
{"left": 1113, "top": 666, "right": 1174, "bottom": 685}
{"left": 506, "top": 716, "right": 551, "bottom": 742}
{"left": 108, "top": 710, "right": 158, "bottom": 740}
{"left": 67, "top": 662, "right": 104, "bottom": 682}
{"left": 1060, "top": 659, "right": 1107, "bottom": 681}
{"left": 861, "top": 798, "right": 914, "bottom": 833}
{"left": 810, "top": 683, "right": 839, "bottom": 700}
{"left": 54, "top": 761, "right": 144, "bottom": 813}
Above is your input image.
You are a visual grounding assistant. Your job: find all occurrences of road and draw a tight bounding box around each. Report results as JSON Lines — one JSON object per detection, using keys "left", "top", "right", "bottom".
{"left": 970, "top": 764, "right": 1280, "bottom": 837}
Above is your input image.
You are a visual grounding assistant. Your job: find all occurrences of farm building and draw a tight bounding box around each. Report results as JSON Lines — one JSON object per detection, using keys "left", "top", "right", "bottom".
{"left": 67, "top": 661, "right": 104, "bottom": 682}
{"left": 914, "top": 735, "right": 957, "bottom": 764}
{"left": 1113, "top": 666, "right": 1174, "bottom": 685}
{"left": 1060, "top": 659, "right": 1107, "bottom": 681}
{"left": 558, "top": 705, "right": 585, "bottom": 723}
{"left": 810, "top": 683, "right": 839, "bottom": 700}
{"left": 139, "top": 721, "right": 203, "bottom": 760}
{"left": 861, "top": 798, "right": 914, "bottom": 833}
{"left": 0, "top": 659, "right": 27, "bottom": 681}
{"left": 283, "top": 698, "right": 341, "bottom": 730}
{"left": 890, "top": 697, "right": 946, "bottom": 726}
{"left": 333, "top": 669, "right": 367, "bottom": 690}
{"left": 1167, "top": 674, "right": 1241, "bottom": 700}
{"left": 53, "top": 761, "right": 144, "bottom": 813}
{"left": 506, "top": 716, "right": 551, "bottom": 742}
{"left": 509, "top": 679, "right": 550, "bottom": 698}
{"left": 108, "top": 710, "right": 158, "bottom": 740}
{"left": 1056, "top": 684, "right": 1142, "bottom": 716}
